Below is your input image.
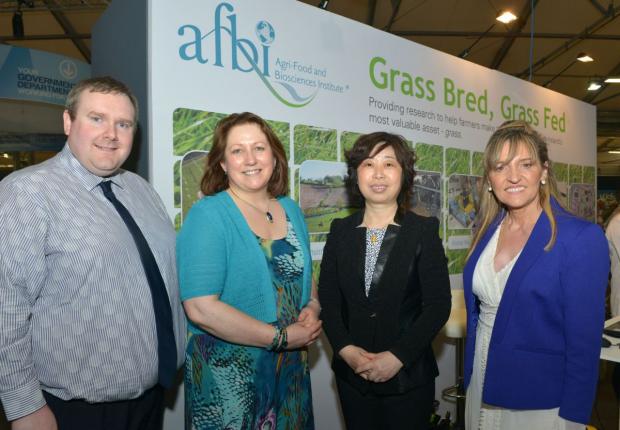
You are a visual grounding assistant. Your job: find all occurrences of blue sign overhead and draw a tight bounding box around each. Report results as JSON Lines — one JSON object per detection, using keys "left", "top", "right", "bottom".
{"left": 0, "top": 45, "right": 90, "bottom": 106}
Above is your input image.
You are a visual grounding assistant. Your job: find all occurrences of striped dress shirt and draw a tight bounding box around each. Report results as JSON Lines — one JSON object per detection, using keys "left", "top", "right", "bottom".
{"left": 0, "top": 144, "right": 185, "bottom": 421}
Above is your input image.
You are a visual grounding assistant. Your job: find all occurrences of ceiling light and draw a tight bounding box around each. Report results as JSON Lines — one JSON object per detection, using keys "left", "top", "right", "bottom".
{"left": 496, "top": 11, "right": 517, "bottom": 24}
{"left": 543, "top": 53, "right": 596, "bottom": 88}
{"left": 576, "top": 53, "right": 594, "bottom": 63}
{"left": 605, "top": 77, "right": 620, "bottom": 83}
{"left": 609, "top": 151, "right": 620, "bottom": 154}
{"left": 588, "top": 81, "right": 602, "bottom": 91}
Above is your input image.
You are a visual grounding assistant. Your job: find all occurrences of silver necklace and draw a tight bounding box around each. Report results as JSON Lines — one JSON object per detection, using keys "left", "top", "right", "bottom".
{"left": 229, "top": 188, "right": 274, "bottom": 223}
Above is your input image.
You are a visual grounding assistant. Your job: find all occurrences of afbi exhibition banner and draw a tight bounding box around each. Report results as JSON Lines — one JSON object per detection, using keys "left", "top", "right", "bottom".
{"left": 150, "top": 0, "right": 596, "bottom": 278}
{"left": 147, "top": 2, "right": 597, "bottom": 427}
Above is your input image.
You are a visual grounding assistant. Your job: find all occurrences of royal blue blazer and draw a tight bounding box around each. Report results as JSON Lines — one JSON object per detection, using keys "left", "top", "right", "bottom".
{"left": 463, "top": 199, "right": 609, "bottom": 424}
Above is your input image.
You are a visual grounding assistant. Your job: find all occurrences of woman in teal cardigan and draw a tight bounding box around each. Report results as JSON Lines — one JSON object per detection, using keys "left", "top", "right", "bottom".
{"left": 177, "top": 112, "right": 321, "bottom": 429}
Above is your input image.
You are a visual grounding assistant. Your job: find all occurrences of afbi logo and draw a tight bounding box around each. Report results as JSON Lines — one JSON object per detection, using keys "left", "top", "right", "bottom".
{"left": 177, "top": 2, "right": 347, "bottom": 108}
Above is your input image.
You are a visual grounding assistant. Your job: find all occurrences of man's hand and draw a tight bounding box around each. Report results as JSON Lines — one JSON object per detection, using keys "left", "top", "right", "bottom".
{"left": 355, "top": 351, "right": 403, "bottom": 383}
{"left": 12, "top": 405, "right": 57, "bottom": 430}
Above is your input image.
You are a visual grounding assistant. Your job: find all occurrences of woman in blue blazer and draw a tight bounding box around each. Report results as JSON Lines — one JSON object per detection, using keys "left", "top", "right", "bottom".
{"left": 463, "top": 120, "right": 609, "bottom": 429}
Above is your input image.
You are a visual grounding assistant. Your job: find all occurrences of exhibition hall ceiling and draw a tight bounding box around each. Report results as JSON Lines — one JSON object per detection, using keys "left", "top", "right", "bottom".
{"left": 1, "top": 0, "right": 619, "bottom": 166}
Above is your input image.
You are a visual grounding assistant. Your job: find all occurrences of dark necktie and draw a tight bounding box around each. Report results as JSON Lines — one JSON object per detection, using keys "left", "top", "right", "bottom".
{"left": 100, "top": 180, "right": 177, "bottom": 388}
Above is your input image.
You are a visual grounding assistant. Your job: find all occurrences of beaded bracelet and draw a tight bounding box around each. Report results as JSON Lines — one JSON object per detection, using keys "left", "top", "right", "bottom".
{"left": 267, "top": 326, "right": 282, "bottom": 351}
{"left": 279, "top": 326, "right": 288, "bottom": 351}
{"left": 267, "top": 325, "right": 289, "bottom": 352}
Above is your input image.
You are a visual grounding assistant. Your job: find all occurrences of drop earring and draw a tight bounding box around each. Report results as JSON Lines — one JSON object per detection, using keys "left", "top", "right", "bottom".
{"left": 541, "top": 179, "right": 546, "bottom": 185}
{"left": 487, "top": 185, "right": 492, "bottom": 192}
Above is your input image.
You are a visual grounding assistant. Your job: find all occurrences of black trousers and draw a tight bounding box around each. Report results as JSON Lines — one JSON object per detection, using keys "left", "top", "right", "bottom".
{"left": 43, "top": 385, "right": 165, "bottom": 430}
{"left": 336, "top": 377, "right": 434, "bottom": 430}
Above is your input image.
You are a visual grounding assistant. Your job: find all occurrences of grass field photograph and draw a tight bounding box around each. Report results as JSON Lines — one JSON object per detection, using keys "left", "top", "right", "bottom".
{"left": 299, "top": 160, "right": 355, "bottom": 234}
{"left": 447, "top": 174, "right": 482, "bottom": 229}
{"left": 411, "top": 170, "right": 441, "bottom": 219}
{"left": 181, "top": 151, "right": 208, "bottom": 218}
{"left": 569, "top": 184, "right": 595, "bottom": 221}
{"left": 294, "top": 125, "right": 337, "bottom": 164}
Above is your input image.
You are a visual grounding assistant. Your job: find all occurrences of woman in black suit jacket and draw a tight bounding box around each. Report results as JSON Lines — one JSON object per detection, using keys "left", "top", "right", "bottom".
{"left": 319, "top": 132, "right": 451, "bottom": 430}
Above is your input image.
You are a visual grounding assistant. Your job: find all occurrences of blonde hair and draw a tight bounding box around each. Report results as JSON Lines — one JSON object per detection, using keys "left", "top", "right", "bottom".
{"left": 467, "top": 120, "right": 560, "bottom": 260}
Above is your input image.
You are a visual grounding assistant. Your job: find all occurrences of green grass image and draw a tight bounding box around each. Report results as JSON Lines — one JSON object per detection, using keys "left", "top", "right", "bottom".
{"left": 312, "top": 261, "right": 322, "bottom": 283}
{"left": 340, "top": 131, "right": 362, "bottom": 161}
{"left": 181, "top": 151, "right": 208, "bottom": 219}
{"left": 446, "top": 248, "right": 468, "bottom": 274}
{"left": 294, "top": 125, "right": 337, "bottom": 164}
{"left": 268, "top": 120, "right": 291, "bottom": 161}
{"left": 438, "top": 218, "right": 444, "bottom": 241}
{"left": 553, "top": 162, "right": 568, "bottom": 183}
{"left": 583, "top": 166, "right": 595, "bottom": 184}
{"left": 472, "top": 152, "right": 485, "bottom": 176}
{"left": 174, "top": 212, "right": 182, "bottom": 232}
{"left": 173, "top": 109, "right": 225, "bottom": 156}
{"left": 568, "top": 164, "right": 583, "bottom": 184}
{"left": 310, "top": 233, "right": 329, "bottom": 243}
{"left": 293, "top": 168, "right": 300, "bottom": 202}
{"left": 174, "top": 160, "right": 181, "bottom": 208}
{"left": 305, "top": 208, "right": 357, "bottom": 233}
{"left": 415, "top": 143, "right": 443, "bottom": 172}
{"left": 446, "top": 148, "right": 470, "bottom": 176}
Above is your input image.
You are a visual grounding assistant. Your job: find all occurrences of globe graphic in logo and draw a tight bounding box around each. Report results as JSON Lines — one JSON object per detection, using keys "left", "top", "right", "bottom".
{"left": 59, "top": 59, "right": 78, "bottom": 80}
{"left": 255, "top": 21, "right": 275, "bottom": 45}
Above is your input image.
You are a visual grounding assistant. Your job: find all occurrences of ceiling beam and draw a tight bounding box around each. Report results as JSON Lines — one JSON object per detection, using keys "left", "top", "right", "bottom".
{"left": 597, "top": 137, "right": 619, "bottom": 156}
{"left": 592, "top": 89, "right": 620, "bottom": 106}
{"left": 589, "top": 0, "right": 608, "bottom": 15}
{"left": 597, "top": 111, "right": 620, "bottom": 137}
{"left": 42, "top": 0, "right": 91, "bottom": 63}
{"left": 490, "top": 0, "right": 539, "bottom": 70}
{"left": 516, "top": 6, "right": 620, "bottom": 78}
{"left": 391, "top": 30, "right": 620, "bottom": 40}
{"left": 597, "top": 137, "right": 616, "bottom": 151}
{"left": 384, "top": 0, "right": 402, "bottom": 32}
{"left": 0, "top": 33, "right": 90, "bottom": 42}
{"left": 366, "top": 0, "right": 376, "bottom": 26}
{"left": 0, "top": 5, "right": 107, "bottom": 13}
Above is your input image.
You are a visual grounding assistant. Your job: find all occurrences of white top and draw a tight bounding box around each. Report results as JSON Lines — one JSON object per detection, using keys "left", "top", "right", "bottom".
{"left": 606, "top": 212, "right": 620, "bottom": 317}
{"left": 465, "top": 225, "right": 581, "bottom": 430}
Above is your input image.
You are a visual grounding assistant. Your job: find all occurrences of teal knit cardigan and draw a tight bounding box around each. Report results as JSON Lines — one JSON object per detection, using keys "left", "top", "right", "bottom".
{"left": 177, "top": 191, "right": 312, "bottom": 334}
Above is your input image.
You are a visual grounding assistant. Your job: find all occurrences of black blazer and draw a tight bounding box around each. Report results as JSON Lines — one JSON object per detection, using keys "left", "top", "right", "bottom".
{"left": 318, "top": 210, "right": 451, "bottom": 395}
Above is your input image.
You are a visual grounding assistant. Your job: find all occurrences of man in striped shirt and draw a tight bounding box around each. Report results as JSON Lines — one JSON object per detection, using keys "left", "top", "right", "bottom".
{"left": 0, "top": 77, "right": 185, "bottom": 430}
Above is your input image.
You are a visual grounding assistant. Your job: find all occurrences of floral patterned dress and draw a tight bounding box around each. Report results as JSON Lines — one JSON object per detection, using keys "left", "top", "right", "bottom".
{"left": 185, "top": 221, "right": 314, "bottom": 430}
